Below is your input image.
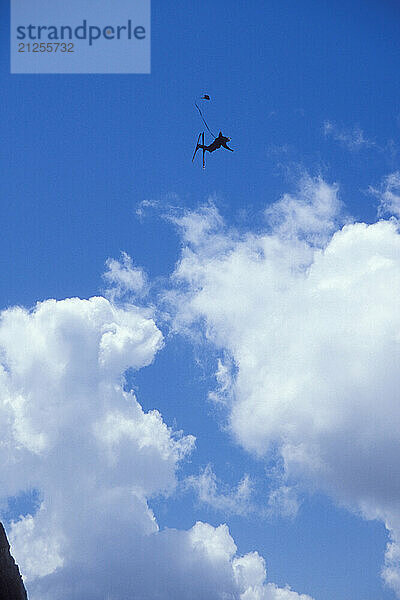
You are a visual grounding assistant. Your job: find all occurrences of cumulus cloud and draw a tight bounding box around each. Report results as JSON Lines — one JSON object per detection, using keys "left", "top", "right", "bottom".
{"left": 323, "top": 121, "right": 375, "bottom": 151}
{"left": 233, "top": 551, "right": 313, "bottom": 600}
{"left": 167, "top": 176, "right": 400, "bottom": 596}
{"left": 0, "top": 294, "right": 310, "bottom": 599}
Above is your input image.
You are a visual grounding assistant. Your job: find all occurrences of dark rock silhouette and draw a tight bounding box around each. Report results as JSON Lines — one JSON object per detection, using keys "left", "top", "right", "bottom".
{"left": 0, "top": 523, "right": 28, "bottom": 600}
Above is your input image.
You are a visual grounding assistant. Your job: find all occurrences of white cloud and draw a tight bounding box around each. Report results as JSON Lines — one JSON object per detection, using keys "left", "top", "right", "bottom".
{"left": 187, "top": 464, "right": 300, "bottom": 520}
{"left": 168, "top": 177, "right": 400, "bottom": 596}
{"left": 103, "top": 251, "right": 148, "bottom": 299}
{"left": 370, "top": 171, "right": 400, "bottom": 218}
{"left": 168, "top": 201, "right": 225, "bottom": 247}
{"left": 208, "top": 357, "right": 235, "bottom": 405}
{"left": 233, "top": 552, "right": 313, "bottom": 600}
{"left": 265, "top": 175, "right": 344, "bottom": 245}
{"left": 267, "top": 486, "right": 300, "bottom": 519}
{"left": 323, "top": 121, "right": 375, "bottom": 150}
{"left": 187, "top": 464, "right": 254, "bottom": 516}
{"left": 0, "top": 294, "right": 310, "bottom": 600}
{"left": 383, "top": 530, "right": 400, "bottom": 595}
{"left": 135, "top": 199, "right": 159, "bottom": 219}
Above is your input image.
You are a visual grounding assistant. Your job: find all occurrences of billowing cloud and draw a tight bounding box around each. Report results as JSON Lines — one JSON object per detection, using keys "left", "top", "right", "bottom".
{"left": 0, "top": 294, "right": 310, "bottom": 599}
{"left": 168, "top": 176, "right": 400, "bottom": 596}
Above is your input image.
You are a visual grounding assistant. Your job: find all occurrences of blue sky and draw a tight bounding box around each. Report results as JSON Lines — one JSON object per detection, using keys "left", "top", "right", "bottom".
{"left": 1, "top": 1, "right": 400, "bottom": 599}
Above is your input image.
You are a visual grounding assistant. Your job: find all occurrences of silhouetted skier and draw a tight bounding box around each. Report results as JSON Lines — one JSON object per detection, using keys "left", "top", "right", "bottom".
{"left": 198, "top": 131, "right": 234, "bottom": 153}
{"left": 192, "top": 131, "right": 234, "bottom": 168}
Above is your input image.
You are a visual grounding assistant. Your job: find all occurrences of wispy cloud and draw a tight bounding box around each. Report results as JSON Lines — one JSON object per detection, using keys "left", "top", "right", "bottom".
{"left": 370, "top": 171, "right": 400, "bottom": 218}
{"left": 103, "top": 251, "right": 148, "bottom": 300}
{"left": 323, "top": 120, "right": 375, "bottom": 150}
{"left": 135, "top": 199, "right": 159, "bottom": 219}
{"left": 267, "top": 485, "right": 300, "bottom": 519}
{"left": 186, "top": 465, "right": 254, "bottom": 516}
